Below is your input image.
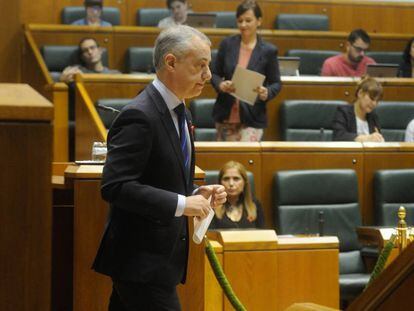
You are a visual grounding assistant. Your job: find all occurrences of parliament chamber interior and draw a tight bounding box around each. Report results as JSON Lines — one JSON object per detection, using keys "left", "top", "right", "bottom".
{"left": 2, "top": 0, "right": 414, "bottom": 310}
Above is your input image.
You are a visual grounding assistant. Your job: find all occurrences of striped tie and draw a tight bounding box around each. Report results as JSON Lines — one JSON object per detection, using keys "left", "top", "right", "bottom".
{"left": 174, "top": 104, "right": 189, "bottom": 177}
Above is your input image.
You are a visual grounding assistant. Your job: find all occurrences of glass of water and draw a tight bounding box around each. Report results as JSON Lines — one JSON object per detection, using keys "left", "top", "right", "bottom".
{"left": 91, "top": 142, "right": 107, "bottom": 161}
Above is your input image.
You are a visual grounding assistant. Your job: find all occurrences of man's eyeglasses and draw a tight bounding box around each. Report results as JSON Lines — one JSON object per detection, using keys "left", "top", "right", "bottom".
{"left": 351, "top": 44, "right": 369, "bottom": 53}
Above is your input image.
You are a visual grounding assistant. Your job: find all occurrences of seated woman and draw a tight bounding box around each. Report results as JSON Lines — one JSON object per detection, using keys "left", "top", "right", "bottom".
{"left": 210, "top": 161, "right": 265, "bottom": 229}
{"left": 398, "top": 37, "right": 414, "bottom": 78}
{"left": 158, "top": 0, "right": 188, "bottom": 28}
{"left": 332, "top": 76, "right": 385, "bottom": 142}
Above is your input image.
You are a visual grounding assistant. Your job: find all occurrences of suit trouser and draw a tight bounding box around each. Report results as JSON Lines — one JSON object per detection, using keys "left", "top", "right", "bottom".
{"left": 109, "top": 279, "right": 181, "bottom": 311}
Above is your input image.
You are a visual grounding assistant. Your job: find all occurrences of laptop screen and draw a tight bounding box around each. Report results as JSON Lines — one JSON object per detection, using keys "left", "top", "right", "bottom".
{"left": 186, "top": 13, "right": 217, "bottom": 28}
{"left": 366, "top": 63, "right": 399, "bottom": 78}
{"left": 278, "top": 56, "right": 300, "bottom": 76}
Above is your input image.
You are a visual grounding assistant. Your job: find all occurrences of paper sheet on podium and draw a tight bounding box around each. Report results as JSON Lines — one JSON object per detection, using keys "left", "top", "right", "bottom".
{"left": 193, "top": 208, "right": 214, "bottom": 244}
{"left": 230, "top": 65, "right": 266, "bottom": 105}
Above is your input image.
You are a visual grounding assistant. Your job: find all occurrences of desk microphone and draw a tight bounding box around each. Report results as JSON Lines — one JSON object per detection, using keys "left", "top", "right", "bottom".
{"left": 320, "top": 127, "right": 325, "bottom": 141}
{"left": 97, "top": 104, "right": 121, "bottom": 114}
{"left": 318, "top": 211, "right": 325, "bottom": 236}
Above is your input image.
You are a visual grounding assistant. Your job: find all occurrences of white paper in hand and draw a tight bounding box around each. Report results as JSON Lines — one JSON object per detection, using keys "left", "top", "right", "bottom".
{"left": 230, "top": 65, "right": 266, "bottom": 105}
{"left": 193, "top": 207, "right": 215, "bottom": 244}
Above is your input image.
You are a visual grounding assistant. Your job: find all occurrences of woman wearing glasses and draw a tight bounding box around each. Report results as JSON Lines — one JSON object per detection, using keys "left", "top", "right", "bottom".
{"left": 332, "top": 76, "right": 384, "bottom": 142}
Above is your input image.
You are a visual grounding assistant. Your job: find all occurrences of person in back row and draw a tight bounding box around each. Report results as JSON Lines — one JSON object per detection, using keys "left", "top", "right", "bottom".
{"left": 398, "top": 37, "right": 414, "bottom": 77}
{"left": 158, "top": 0, "right": 189, "bottom": 28}
{"left": 210, "top": 161, "right": 265, "bottom": 229}
{"left": 321, "top": 29, "right": 376, "bottom": 77}
{"left": 72, "top": 0, "right": 112, "bottom": 27}
{"left": 332, "top": 76, "right": 384, "bottom": 142}
{"left": 60, "top": 37, "right": 119, "bottom": 83}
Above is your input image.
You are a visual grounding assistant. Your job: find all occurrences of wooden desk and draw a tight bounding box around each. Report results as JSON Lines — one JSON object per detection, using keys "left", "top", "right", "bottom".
{"left": 0, "top": 84, "right": 53, "bottom": 311}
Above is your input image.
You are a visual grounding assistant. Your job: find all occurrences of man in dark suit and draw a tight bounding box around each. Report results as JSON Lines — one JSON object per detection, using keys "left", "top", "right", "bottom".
{"left": 92, "top": 25, "right": 227, "bottom": 310}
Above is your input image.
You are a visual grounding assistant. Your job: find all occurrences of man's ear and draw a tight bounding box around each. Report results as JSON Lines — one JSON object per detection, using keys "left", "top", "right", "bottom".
{"left": 164, "top": 53, "right": 176, "bottom": 71}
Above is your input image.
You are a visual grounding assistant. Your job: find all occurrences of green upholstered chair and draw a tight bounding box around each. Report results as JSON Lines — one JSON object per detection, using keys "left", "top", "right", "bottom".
{"left": 136, "top": 8, "right": 170, "bottom": 26}
{"left": 280, "top": 100, "right": 348, "bottom": 141}
{"left": 275, "top": 14, "right": 329, "bottom": 30}
{"left": 204, "top": 170, "right": 255, "bottom": 196}
{"left": 210, "top": 11, "right": 237, "bottom": 28}
{"left": 126, "top": 47, "right": 155, "bottom": 74}
{"left": 366, "top": 51, "right": 403, "bottom": 65}
{"left": 189, "top": 98, "right": 216, "bottom": 141}
{"left": 285, "top": 49, "right": 340, "bottom": 75}
{"left": 376, "top": 101, "right": 414, "bottom": 141}
{"left": 374, "top": 169, "right": 414, "bottom": 226}
{"left": 96, "top": 98, "right": 132, "bottom": 128}
{"left": 273, "top": 169, "right": 370, "bottom": 305}
{"left": 61, "top": 6, "right": 121, "bottom": 25}
{"left": 41, "top": 45, "right": 109, "bottom": 81}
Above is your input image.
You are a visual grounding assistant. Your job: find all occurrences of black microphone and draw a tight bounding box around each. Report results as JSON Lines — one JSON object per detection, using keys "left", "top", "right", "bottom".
{"left": 97, "top": 104, "right": 120, "bottom": 114}
{"left": 320, "top": 127, "right": 325, "bottom": 141}
{"left": 318, "top": 211, "right": 325, "bottom": 236}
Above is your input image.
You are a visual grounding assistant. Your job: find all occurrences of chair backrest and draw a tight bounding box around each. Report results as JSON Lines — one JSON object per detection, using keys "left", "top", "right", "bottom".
{"left": 275, "top": 14, "right": 329, "bottom": 30}
{"left": 126, "top": 47, "right": 155, "bottom": 73}
{"left": 374, "top": 169, "right": 414, "bottom": 226}
{"left": 205, "top": 170, "right": 255, "bottom": 196}
{"left": 136, "top": 8, "right": 170, "bottom": 26}
{"left": 96, "top": 98, "right": 132, "bottom": 128}
{"left": 285, "top": 49, "right": 340, "bottom": 75}
{"left": 61, "top": 6, "right": 120, "bottom": 25}
{"left": 376, "top": 101, "right": 414, "bottom": 141}
{"left": 41, "top": 45, "right": 109, "bottom": 81}
{"left": 189, "top": 98, "right": 216, "bottom": 141}
{"left": 280, "top": 100, "right": 348, "bottom": 141}
{"left": 366, "top": 51, "right": 403, "bottom": 65}
{"left": 273, "top": 169, "right": 361, "bottom": 252}
{"left": 210, "top": 11, "right": 237, "bottom": 28}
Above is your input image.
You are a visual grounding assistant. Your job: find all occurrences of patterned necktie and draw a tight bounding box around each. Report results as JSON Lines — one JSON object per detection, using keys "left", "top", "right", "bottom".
{"left": 174, "top": 104, "right": 190, "bottom": 177}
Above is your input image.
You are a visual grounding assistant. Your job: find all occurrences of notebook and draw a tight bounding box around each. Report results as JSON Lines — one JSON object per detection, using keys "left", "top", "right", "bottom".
{"left": 366, "top": 63, "right": 399, "bottom": 78}
{"left": 186, "top": 13, "right": 217, "bottom": 28}
{"left": 278, "top": 56, "right": 300, "bottom": 76}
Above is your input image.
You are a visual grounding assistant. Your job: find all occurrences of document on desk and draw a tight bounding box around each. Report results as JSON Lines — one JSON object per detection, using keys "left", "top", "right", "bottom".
{"left": 231, "top": 65, "right": 265, "bottom": 105}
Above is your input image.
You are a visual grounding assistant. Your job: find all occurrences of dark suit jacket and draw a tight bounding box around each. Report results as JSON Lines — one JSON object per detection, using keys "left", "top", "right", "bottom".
{"left": 211, "top": 35, "right": 282, "bottom": 128}
{"left": 398, "top": 61, "right": 412, "bottom": 77}
{"left": 93, "top": 83, "right": 195, "bottom": 287}
{"left": 332, "top": 105, "right": 381, "bottom": 141}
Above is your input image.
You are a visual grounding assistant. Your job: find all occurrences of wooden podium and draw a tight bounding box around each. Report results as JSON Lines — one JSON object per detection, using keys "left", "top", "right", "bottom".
{"left": 0, "top": 84, "right": 53, "bottom": 311}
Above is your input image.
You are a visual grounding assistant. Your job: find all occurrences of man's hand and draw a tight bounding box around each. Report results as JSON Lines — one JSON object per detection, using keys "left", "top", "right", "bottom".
{"left": 60, "top": 66, "right": 82, "bottom": 83}
{"left": 183, "top": 195, "right": 212, "bottom": 219}
{"left": 197, "top": 185, "right": 227, "bottom": 208}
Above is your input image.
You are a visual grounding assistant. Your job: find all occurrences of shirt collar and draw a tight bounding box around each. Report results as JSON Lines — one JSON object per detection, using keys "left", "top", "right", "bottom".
{"left": 152, "top": 77, "right": 184, "bottom": 111}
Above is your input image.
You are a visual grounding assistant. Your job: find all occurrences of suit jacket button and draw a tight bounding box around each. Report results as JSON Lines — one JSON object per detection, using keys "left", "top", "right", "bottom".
{"left": 181, "top": 236, "right": 186, "bottom": 241}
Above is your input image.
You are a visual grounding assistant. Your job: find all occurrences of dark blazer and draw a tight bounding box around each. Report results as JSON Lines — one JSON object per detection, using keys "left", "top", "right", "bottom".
{"left": 93, "top": 83, "right": 195, "bottom": 287}
{"left": 332, "top": 105, "right": 381, "bottom": 141}
{"left": 398, "top": 61, "right": 412, "bottom": 77}
{"left": 211, "top": 35, "right": 282, "bottom": 128}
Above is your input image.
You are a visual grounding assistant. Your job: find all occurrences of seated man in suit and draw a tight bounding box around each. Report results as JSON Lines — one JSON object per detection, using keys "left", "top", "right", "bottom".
{"left": 72, "top": 0, "right": 112, "bottom": 27}
{"left": 158, "top": 0, "right": 189, "bottom": 28}
{"left": 321, "top": 29, "right": 376, "bottom": 77}
{"left": 59, "top": 37, "right": 119, "bottom": 83}
{"left": 92, "top": 25, "right": 227, "bottom": 310}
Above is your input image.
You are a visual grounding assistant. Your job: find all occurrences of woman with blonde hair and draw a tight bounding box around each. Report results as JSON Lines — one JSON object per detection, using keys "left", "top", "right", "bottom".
{"left": 332, "top": 76, "right": 384, "bottom": 142}
{"left": 210, "top": 161, "right": 265, "bottom": 229}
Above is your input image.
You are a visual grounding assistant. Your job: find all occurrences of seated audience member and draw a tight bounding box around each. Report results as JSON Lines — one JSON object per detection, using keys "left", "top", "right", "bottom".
{"left": 72, "top": 0, "right": 112, "bottom": 27}
{"left": 60, "top": 37, "right": 119, "bottom": 83}
{"left": 158, "top": 0, "right": 188, "bottom": 28}
{"left": 321, "top": 29, "right": 376, "bottom": 77}
{"left": 398, "top": 37, "right": 414, "bottom": 77}
{"left": 210, "top": 161, "right": 265, "bottom": 229}
{"left": 405, "top": 119, "right": 414, "bottom": 142}
{"left": 332, "top": 76, "right": 384, "bottom": 142}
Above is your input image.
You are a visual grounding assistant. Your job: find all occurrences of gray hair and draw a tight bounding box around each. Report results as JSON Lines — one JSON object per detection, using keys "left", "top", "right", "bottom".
{"left": 153, "top": 25, "right": 211, "bottom": 71}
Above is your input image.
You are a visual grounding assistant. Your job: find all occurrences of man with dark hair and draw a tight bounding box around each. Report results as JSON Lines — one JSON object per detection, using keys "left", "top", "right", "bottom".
{"left": 158, "top": 0, "right": 188, "bottom": 28}
{"left": 321, "top": 28, "right": 376, "bottom": 76}
{"left": 72, "top": 0, "right": 112, "bottom": 26}
{"left": 60, "top": 37, "right": 119, "bottom": 83}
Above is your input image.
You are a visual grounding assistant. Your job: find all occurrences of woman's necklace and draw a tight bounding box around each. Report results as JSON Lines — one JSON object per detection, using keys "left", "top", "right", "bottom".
{"left": 226, "top": 203, "right": 243, "bottom": 222}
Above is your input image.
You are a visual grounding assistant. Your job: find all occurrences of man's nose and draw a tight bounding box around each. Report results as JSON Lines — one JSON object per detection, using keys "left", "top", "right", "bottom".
{"left": 203, "top": 66, "right": 212, "bottom": 81}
